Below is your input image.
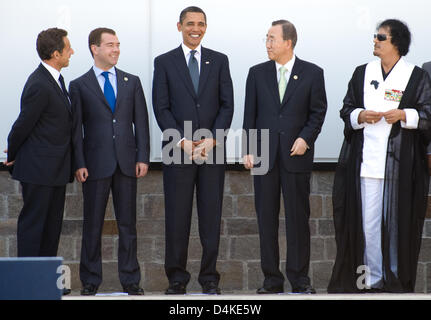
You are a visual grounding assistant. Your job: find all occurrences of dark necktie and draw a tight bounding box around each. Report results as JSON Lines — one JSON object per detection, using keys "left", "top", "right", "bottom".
{"left": 58, "top": 74, "right": 69, "bottom": 99}
{"left": 188, "top": 50, "right": 199, "bottom": 93}
{"left": 102, "top": 71, "right": 116, "bottom": 113}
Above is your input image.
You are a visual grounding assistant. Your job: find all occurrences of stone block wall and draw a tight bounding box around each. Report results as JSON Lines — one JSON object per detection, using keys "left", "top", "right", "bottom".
{"left": 1, "top": 170, "right": 431, "bottom": 293}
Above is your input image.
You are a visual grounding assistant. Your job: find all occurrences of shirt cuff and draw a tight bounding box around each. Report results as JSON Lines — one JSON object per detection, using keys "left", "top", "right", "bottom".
{"left": 350, "top": 108, "right": 365, "bottom": 130}
{"left": 176, "top": 137, "right": 185, "bottom": 148}
{"left": 400, "top": 108, "right": 419, "bottom": 129}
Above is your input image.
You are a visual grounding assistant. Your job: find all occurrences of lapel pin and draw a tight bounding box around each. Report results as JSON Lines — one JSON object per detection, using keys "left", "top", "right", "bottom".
{"left": 205, "top": 61, "right": 210, "bottom": 64}
{"left": 293, "top": 75, "right": 298, "bottom": 80}
{"left": 124, "top": 77, "right": 128, "bottom": 82}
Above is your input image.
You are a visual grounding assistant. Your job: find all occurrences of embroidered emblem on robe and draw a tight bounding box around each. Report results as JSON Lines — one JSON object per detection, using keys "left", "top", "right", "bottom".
{"left": 384, "top": 89, "right": 403, "bottom": 102}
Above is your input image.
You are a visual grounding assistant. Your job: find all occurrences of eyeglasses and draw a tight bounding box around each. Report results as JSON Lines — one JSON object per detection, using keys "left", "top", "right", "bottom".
{"left": 374, "top": 33, "right": 391, "bottom": 41}
{"left": 264, "top": 37, "right": 278, "bottom": 45}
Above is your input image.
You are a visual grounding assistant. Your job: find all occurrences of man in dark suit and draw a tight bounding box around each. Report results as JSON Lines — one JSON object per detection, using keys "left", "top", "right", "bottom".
{"left": 152, "top": 6, "right": 234, "bottom": 295}
{"left": 5, "top": 28, "right": 74, "bottom": 260}
{"left": 242, "top": 20, "right": 327, "bottom": 294}
{"left": 70, "top": 28, "right": 150, "bottom": 296}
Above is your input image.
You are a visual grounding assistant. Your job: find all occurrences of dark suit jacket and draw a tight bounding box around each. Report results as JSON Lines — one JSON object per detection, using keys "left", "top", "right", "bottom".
{"left": 152, "top": 45, "right": 234, "bottom": 163}
{"left": 422, "top": 61, "right": 431, "bottom": 76}
{"left": 70, "top": 67, "right": 150, "bottom": 180}
{"left": 242, "top": 57, "right": 327, "bottom": 172}
{"left": 7, "top": 63, "right": 73, "bottom": 186}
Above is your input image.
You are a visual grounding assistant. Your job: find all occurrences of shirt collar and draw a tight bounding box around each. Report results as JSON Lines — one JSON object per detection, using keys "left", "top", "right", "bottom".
{"left": 41, "top": 61, "right": 61, "bottom": 82}
{"left": 181, "top": 43, "right": 202, "bottom": 58}
{"left": 276, "top": 55, "right": 296, "bottom": 73}
{"left": 93, "top": 65, "right": 116, "bottom": 77}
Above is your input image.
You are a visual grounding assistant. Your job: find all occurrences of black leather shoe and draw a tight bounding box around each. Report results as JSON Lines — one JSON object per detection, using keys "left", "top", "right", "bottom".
{"left": 202, "top": 281, "right": 221, "bottom": 295}
{"left": 256, "top": 286, "right": 284, "bottom": 294}
{"left": 123, "top": 283, "right": 144, "bottom": 295}
{"left": 292, "top": 284, "right": 316, "bottom": 294}
{"left": 165, "top": 282, "right": 186, "bottom": 295}
{"left": 62, "top": 288, "right": 71, "bottom": 296}
{"left": 81, "top": 283, "right": 98, "bottom": 296}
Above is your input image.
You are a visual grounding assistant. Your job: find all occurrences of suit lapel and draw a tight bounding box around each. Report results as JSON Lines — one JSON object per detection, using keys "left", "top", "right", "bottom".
{"left": 265, "top": 61, "right": 282, "bottom": 107}
{"left": 172, "top": 46, "right": 197, "bottom": 98}
{"left": 38, "top": 64, "right": 71, "bottom": 114}
{"left": 281, "top": 56, "right": 304, "bottom": 108}
{"left": 197, "top": 47, "right": 212, "bottom": 96}
{"left": 114, "top": 67, "right": 126, "bottom": 114}
{"left": 82, "top": 68, "right": 112, "bottom": 111}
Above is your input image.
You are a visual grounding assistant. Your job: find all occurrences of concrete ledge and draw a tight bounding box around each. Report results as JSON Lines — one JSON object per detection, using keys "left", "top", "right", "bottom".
{"left": 63, "top": 293, "right": 431, "bottom": 300}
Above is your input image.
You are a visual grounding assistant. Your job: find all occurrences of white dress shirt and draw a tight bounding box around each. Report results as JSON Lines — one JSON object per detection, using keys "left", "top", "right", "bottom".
{"left": 41, "top": 61, "right": 63, "bottom": 89}
{"left": 275, "top": 55, "right": 296, "bottom": 84}
{"left": 181, "top": 43, "right": 202, "bottom": 73}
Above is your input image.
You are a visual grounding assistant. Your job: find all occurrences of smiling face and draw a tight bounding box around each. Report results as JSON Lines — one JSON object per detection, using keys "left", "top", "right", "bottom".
{"left": 91, "top": 32, "right": 120, "bottom": 70}
{"left": 177, "top": 12, "right": 207, "bottom": 50}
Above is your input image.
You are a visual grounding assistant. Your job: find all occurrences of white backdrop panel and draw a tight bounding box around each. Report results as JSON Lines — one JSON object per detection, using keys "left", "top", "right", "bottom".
{"left": 1, "top": 0, "right": 430, "bottom": 162}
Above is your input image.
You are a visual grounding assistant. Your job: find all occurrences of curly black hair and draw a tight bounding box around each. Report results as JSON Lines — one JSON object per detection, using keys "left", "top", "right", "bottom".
{"left": 377, "top": 19, "right": 411, "bottom": 57}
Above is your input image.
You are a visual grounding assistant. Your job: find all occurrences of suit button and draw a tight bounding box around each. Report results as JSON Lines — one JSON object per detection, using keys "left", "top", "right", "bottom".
{"left": 279, "top": 115, "right": 283, "bottom": 118}
{"left": 113, "top": 135, "right": 116, "bottom": 139}
{"left": 196, "top": 104, "right": 200, "bottom": 108}
{"left": 113, "top": 119, "right": 116, "bottom": 123}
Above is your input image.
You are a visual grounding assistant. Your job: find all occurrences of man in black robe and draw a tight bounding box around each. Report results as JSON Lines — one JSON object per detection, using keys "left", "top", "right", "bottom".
{"left": 328, "top": 19, "right": 431, "bottom": 293}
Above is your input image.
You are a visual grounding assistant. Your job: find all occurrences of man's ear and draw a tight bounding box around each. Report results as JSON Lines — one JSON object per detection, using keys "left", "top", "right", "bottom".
{"left": 90, "top": 44, "right": 98, "bottom": 57}
{"left": 285, "top": 39, "right": 293, "bottom": 50}
{"left": 51, "top": 50, "right": 60, "bottom": 60}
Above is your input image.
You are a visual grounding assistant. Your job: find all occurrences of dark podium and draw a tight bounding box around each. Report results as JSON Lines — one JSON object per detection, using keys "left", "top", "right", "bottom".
{"left": 0, "top": 257, "right": 64, "bottom": 300}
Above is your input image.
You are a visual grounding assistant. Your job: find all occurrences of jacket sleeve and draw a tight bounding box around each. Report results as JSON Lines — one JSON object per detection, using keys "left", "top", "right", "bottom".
{"left": 152, "top": 56, "right": 185, "bottom": 143}
{"left": 242, "top": 67, "right": 257, "bottom": 156}
{"left": 298, "top": 67, "right": 328, "bottom": 146}
{"left": 133, "top": 76, "right": 150, "bottom": 164}
{"left": 7, "top": 80, "right": 48, "bottom": 162}
{"left": 210, "top": 54, "right": 234, "bottom": 139}
{"left": 69, "top": 81, "right": 86, "bottom": 170}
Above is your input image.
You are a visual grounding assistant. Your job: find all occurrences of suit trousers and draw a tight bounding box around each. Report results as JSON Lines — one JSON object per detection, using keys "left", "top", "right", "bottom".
{"left": 360, "top": 177, "right": 384, "bottom": 288}
{"left": 254, "top": 156, "right": 311, "bottom": 289}
{"left": 79, "top": 166, "right": 140, "bottom": 287}
{"left": 163, "top": 163, "right": 225, "bottom": 286}
{"left": 17, "top": 182, "right": 66, "bottom": 257}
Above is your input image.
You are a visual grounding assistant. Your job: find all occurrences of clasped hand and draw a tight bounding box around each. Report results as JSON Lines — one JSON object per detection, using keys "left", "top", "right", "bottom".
{"left": 358, "top": 109, "right": 406, "bottom": 125}
{"left": 181, "top": 138, "right": 216, "bottom": 161}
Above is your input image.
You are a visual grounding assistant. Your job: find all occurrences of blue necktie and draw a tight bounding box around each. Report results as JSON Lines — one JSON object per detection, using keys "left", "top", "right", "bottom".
{"left": 102, "top": 71, "right": 116, "bottom": 113}
{"left": 188, "top": 50, "right": 199, "bottom": 93}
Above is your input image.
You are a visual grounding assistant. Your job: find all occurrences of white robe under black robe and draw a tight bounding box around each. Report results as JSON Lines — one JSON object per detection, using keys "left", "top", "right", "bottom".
{"left": 328, "top": 61, "right": 431, "bottom": 293}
